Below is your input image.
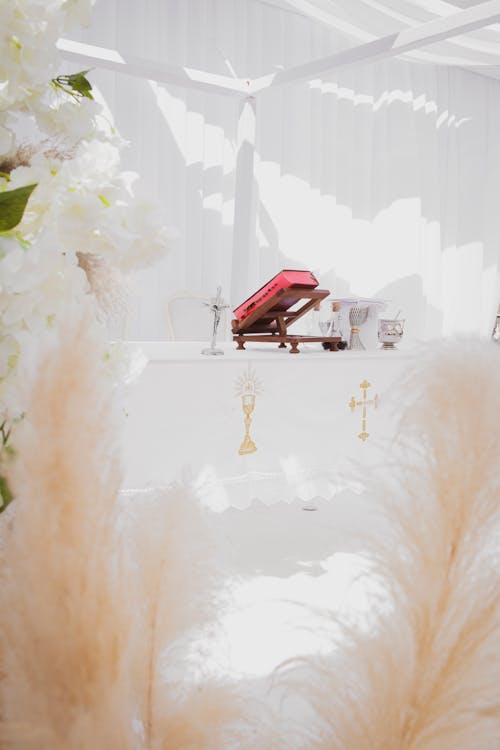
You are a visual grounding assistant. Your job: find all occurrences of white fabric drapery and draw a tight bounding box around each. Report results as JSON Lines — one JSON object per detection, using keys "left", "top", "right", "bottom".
{"left": 277, "top": 0, "right": 500, "bottom": 70}
{"left": 121, "top": 342, "right": 414, "bottom": 510}
{"left": 73, "top": 0, "right": 500, "bottom": 341}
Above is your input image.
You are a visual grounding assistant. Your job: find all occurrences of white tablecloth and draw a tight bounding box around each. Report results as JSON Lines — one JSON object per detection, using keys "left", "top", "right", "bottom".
{"left": 121, "top": 342, "right": 414, "bottom": 511}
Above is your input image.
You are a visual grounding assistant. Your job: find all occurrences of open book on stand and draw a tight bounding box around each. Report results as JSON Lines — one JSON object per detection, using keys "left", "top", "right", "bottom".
{"left": 232, "top": 270, "right": 343, "bottom": 354}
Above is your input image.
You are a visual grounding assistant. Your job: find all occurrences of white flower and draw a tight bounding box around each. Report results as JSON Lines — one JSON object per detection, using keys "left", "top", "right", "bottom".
{"left": 61, "top": 0, "right": 96, "bottom": 30}
{"left": 0, "top": 0, "right": 174, "bottom": 426}
{"left": 0, "top": 228, "right": 89, "bottom": 420}
{"left": 60, "top": 139, "right": 121, "bottom": 190}
{"left": 34, "top": 95, "right": 101, "bottom": 143}
{"left": 8, "top": 137, "right": 175, "bottom": 270}
{"left": 0, "top": 0, "right": 65, "bottom": 113}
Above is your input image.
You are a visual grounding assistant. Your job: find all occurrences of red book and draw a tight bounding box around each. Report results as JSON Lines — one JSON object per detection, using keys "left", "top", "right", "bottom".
{"left": 233, "top": 270, "right": 318, "bottom": 322}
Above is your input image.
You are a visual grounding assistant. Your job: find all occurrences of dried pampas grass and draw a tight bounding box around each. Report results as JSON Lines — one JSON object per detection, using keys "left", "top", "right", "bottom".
{"left": 284, "top": 341, "right": 500, "bottom": 750}
{"left": 77, "top": 252, "right": 128, "bottom": 323}
{"left": 0, "top": 317, "right": 237, "bottom": 749}
{"left": 8, "top": 317, "right": 497, "bottom": 750}
{"left": 0, "top": 139, "right": 76, "bottom": 176}
{"left": 0, "top": 317, "right": 134, "bottom": 748}
{"left": 121, "top": 488, "right": 239, "bottom": 750}
{"left": 0, "top": 144, "right": 35, "bottom": 175}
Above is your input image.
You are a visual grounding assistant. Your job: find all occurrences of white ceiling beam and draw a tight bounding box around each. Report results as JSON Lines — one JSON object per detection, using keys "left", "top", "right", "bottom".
{"left": 57, "top": 38, "right": 251, "bottom": 98}
{"left": 59, "top": 1, "right": 500, "bottom": 98}
{"left": 250, "top": 0, "right": 500, "bottom": 92}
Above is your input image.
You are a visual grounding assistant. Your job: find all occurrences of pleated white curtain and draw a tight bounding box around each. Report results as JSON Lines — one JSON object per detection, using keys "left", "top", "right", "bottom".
{"left": 74, "top": 0, "right": 500, "bottom": 341}
{"left": 256, "top": 59, "right": 500, "bottom": 341}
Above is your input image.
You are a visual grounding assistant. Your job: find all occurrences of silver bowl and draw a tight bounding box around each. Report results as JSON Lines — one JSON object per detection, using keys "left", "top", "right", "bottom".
{"left": 378, "top": 319, "right": 404, "bottom": 350}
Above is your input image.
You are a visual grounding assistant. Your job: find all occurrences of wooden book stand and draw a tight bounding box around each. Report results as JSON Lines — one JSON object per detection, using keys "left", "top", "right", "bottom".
{"left": 232, "top": 286, "right": 342, "bottom": 354}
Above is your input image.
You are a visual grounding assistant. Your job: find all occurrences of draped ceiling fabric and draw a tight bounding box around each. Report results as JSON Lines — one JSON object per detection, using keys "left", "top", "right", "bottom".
{"left": 277, "top": 0, "right": 500, "bottom": 70}
{"left": 74, "top": 0, "right": 500, "bottom": 341}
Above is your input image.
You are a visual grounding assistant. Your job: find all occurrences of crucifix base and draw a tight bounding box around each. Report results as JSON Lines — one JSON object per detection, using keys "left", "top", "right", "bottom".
{"left": 201, "top": 347, "right": 224, "bottom": 355}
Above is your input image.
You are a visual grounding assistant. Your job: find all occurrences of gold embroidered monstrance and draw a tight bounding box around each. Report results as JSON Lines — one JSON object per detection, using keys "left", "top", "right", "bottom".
{"left": 235, "top": 366, "right": 262, "bottom": 455}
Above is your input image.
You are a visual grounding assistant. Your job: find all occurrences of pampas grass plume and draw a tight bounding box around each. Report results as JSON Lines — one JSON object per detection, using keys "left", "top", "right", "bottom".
{"left": 0, "top": 315, "right": 241, "bottom": 750}
{"left": 122, "top": 487, "right": 238, "bottom": 750}
{"left": 286, "top": 341, "right": 500, "bottom": 750}
{"left": 0, "top": 316, "right": 134, "bottom": 748}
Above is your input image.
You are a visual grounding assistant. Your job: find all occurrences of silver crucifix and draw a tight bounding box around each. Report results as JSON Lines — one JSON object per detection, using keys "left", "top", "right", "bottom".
{"left": 201, "top": 286, "right": 230, "bottom": 355}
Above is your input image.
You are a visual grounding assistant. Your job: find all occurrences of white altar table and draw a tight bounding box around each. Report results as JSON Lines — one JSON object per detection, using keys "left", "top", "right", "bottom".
{"left": 121, "top": 342, "right": 414, "bottom": 511}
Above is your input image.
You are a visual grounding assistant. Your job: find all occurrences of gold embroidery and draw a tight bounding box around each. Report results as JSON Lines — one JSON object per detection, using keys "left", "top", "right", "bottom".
{"left": 348, "top": 379, "right": 379, "bottom": 442}
{"left": 235, "top": 366, "right": 262, "bottom": 455}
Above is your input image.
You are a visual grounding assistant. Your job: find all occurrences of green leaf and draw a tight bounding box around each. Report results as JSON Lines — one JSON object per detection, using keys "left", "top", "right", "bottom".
{"left": 0, "top": 473, "right": 13, "bottom": 513}
{"left": 69, "top": 71, "right": 93, "bottom": 99}
{"left": 0, "top": 420, "right": 11, "bottom": 446}
{"left": 16, "top": 234, "right": 31, "bottom": 252}
{"left": 0, "top": 183, "right": 37, "bottom": 232}
{"left": 51, "top": 69, "right": 94, "bottom": 101}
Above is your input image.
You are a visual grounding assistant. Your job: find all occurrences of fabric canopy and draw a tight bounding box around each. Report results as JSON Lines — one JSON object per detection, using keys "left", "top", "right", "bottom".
{"left": 278, "top": 0, "right": 500, "bottom": 71}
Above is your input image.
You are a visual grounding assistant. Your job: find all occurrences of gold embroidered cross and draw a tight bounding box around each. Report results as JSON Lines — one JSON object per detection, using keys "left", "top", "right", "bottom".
{"left": 348, "top": 379, "right": 379, "bottom": 442}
